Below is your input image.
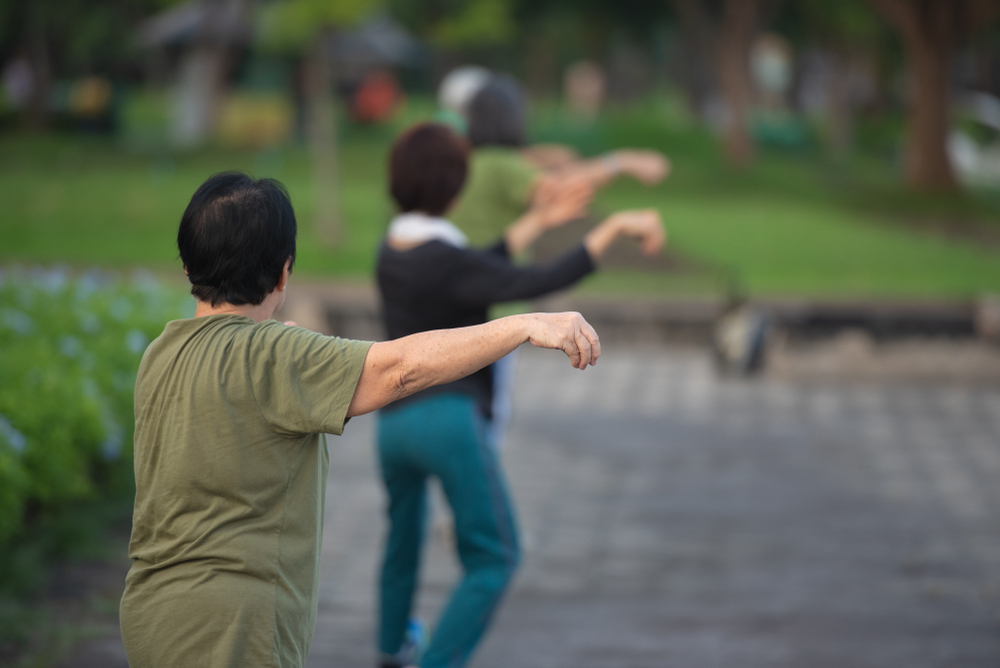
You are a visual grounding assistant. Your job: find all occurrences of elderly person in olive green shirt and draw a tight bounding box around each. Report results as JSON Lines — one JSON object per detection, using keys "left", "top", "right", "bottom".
{"left": 449, "top": 73, "right": 670, "bottom": 248}
{"left": 119, "top": 172, "right": 600, "bottom": 668}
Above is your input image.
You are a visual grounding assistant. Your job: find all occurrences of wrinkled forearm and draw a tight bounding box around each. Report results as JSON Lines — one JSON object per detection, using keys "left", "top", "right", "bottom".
{"left": 394, "top": 317, "right": 529, "bottom": 394}
{"left": 346, "top": 316, "right": 530, "bottom": 417}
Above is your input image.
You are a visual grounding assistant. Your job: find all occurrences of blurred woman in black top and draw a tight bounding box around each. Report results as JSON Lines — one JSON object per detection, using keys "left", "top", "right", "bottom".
{"left": 375, "top": 123, "right": 664, "bottom": 668}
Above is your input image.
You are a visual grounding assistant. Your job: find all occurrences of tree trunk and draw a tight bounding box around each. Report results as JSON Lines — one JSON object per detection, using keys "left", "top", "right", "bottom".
{"left": 524, "top": 33, "right": 557, "bottom": 99}
{"left": 25, "top": 32, "right": 51, "bottom": 130}
{"left": 303, "top": 32, "right": 342, "bottom": 247}
{"left": 904, "top": 16, "right": 955, "bottom": 190}
{"left": 671, "top": 0, "right": 716, "bottom": 119}
{"left": 717, "top": 0, "right": 758, "bottom": 167}
{"left": 826, "top": 51, "right": 853, "bottom": 155}
{"left": 171, "top": 44, "right": 230, "bottom": 147}
{"left": 862, "top": 0, "right": 1000, "bottom": 190}
{"left": 168, "top": 0, "right": 249, "bottom": 148}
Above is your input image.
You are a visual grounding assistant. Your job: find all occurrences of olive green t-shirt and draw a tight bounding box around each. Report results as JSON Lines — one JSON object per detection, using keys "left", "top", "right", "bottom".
{"left": 120, "top": 314, "right": 371, "bottom": 668}
{"left": 449, "top": 146, "right": 539, "bottom": 247}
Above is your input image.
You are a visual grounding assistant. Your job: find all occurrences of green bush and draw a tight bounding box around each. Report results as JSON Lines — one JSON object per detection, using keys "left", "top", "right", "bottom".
{"left": 0, "top": 267, "right": 192, "bottom": 591}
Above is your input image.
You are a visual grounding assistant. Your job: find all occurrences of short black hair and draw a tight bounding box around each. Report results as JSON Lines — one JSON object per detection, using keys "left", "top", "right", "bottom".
{"left": 466, "top": 74, "right": 526, "bottom": 148}
{"left": 177, "top": 172, "right": 297, "bottom": 307}
{"left": 389, "top": 123, "right": 469, "bottom": 216}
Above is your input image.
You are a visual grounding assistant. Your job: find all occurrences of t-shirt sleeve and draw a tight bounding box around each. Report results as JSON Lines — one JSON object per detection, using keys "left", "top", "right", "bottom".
{"left": 247, "top": 322, "right": 373, "bottom": 437}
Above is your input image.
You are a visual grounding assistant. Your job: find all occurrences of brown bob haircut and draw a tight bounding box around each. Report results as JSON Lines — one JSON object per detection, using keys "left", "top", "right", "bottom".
{"left": 389, "top": 123, "right": 470, "bottom": 216}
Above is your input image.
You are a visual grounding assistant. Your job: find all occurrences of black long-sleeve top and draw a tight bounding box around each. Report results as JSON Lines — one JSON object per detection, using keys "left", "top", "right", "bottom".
{"left": 376, "top": 238, "right": 595, "bottom": 418}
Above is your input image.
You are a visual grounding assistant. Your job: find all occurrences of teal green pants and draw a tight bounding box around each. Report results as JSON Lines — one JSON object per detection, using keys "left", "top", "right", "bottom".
{"left": 377, "top": 394, "right": 521, "bottom": 668}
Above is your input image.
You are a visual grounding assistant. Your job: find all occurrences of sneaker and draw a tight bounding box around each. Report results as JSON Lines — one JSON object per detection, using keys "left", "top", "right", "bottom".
{"left": 379, "top": 618, "right": 425, "bottom": 668}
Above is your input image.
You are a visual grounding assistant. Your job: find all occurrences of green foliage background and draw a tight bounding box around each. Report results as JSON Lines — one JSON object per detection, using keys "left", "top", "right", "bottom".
{"left": 4, "top": 97, "right": 1000, "bottom": 298}
{"left": 0, "top": 268, "right": 192, "bottom": 598}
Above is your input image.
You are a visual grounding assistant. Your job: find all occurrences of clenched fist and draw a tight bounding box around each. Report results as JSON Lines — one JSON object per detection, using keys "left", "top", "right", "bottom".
{"left": 522, "top": 311, "right": 601, "bottom": 370}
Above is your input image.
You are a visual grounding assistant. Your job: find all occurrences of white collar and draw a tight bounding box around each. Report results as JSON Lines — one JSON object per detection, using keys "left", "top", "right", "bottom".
{"left": 387, "top": 212, "right": 468, "bottom": 248}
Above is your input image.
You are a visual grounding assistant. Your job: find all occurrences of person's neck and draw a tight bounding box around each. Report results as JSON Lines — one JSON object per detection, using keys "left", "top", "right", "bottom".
{"left": 194, "top": 294, "right": 280, "bottom": 323}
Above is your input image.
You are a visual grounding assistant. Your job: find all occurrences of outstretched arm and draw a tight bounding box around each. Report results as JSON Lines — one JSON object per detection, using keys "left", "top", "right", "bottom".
{"left": 503, "top": 177, "right": 592, "bottom": 255}
{"left": 584, "top": 209, "right": 666, "bottom": 260}
{"left": 346, "top": 312, "right": 600, "bottom": 417}
{"left": 502, "top": 151, "right": 670, "bottom": 255}
{"left": 454, "top": 209, "right": 666, "bottom": 307}
{"left": 545, "top": 149, "right": 671, "bottom": 191}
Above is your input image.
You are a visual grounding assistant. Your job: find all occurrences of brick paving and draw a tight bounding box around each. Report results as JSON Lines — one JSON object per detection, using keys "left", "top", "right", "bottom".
{"left": 53, "top": 345, "right": 1000, "bottom": 667}
{"left": 306, "top": 346, "right": 1000, "bottom": 668}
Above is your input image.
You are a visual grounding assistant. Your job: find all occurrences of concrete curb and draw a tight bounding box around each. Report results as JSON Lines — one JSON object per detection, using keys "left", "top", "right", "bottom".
{"left": 278, "top": 281, "right": 986, "bottom": 344}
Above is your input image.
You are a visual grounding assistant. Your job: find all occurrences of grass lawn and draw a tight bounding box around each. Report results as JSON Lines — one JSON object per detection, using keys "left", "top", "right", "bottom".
{"left": 0, "top": 130, "right": 393, "bottom": 279}
{"left": 3, "top": 100, "right": 1000, "bottom": 299}
{"left": 597, "top": 178, "right": 1000, "bottom": 298}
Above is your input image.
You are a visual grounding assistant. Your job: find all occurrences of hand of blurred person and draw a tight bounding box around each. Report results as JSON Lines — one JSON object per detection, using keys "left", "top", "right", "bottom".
{"left": 584, "top": 209, "right": 666, "bottom": 259}
{"left": 505, "top": 176, "right": 593, "bottom": 254}
{"left": 521, "top": 143, "right": 581, "bottom": 171}
{"left": 609, "top": 150, "right": 671, "bottom": 185}
{"left": 531, "top": 174, "right": 593, "bottom": 228}
{"left": 549, "top": 149, "right": 670, "bottom": 191}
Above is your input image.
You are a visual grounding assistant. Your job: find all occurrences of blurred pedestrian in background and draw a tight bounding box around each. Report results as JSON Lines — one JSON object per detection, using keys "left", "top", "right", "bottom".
{"left": 374, "top": 123, "right": 665, "bottom": 668}
{"left": 435, "top": 65, "right": 491, "bottom": 133}
{"left": 442, "top": 72, "right": 673, "bottom": 448}
{"left": 448, "top": 73, "right": 672, "bottom": 248}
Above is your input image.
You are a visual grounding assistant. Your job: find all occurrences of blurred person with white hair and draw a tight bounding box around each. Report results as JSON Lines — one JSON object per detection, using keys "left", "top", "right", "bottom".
{"left": 436, "top": 65, "right": 491, "bottom": 131}
{"left": 449, "top": 72, "right": 672, "bottom": 249}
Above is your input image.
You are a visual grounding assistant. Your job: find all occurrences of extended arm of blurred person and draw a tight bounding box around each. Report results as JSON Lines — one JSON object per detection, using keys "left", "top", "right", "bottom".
{"left": 346, "top": 311, "right": 600, "bottom": 417}
{"left": 520, "top": 144, "right": 581, "bottom": 171}
{"left": 537, "top": 149, "right": 671, "bottom": 197}
{"left": 503, "top": 176, "right": 593, "bottom": 254}
{"left": 505, "top": 190, "right": 666, "bottom": 262}
{"left": 509, "top": 150, "right": 668, "bottom": 251}
{"left": 583, "top": 209, "right": 666, "bottom": 260}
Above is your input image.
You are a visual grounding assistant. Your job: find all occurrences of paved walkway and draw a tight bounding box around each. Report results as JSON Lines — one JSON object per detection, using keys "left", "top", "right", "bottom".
{"left": 306, "top": 346, "right": 1000, "bottom": 668}
{"left": 51, "top": 345, "right": 1000, "bottom": 667}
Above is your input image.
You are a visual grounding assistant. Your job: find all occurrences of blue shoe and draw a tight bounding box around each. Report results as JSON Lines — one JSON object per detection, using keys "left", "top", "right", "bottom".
{"left": 379, "top": 618, "right": 426, "bottom": 668}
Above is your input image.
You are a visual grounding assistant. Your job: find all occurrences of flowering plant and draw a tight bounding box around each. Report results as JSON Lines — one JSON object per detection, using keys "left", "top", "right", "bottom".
{"left": 0, "top": 267, "right": 191, "bottom": 558}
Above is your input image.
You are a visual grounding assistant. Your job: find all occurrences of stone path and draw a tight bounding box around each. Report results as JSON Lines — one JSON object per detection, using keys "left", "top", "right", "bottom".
{"left": 306, "top": 346, "right": 1000, "bottom": 668}
{"left": 50, "top": 345, "right": 1000, "bottom": 667}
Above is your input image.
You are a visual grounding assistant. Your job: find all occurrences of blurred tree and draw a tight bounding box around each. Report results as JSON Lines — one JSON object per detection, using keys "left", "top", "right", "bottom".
{"left": 0, "top": 0, "right": 174, "bottom": 128}
{"left": 865, "top": 0, "right": 1000, "bottom": 190}
{"left": 144, "top": 0, "right": 254, "bottom": 148}
{"left": 717, "top": 0, "right": 759, "bottom": 166}
{"left": 672, "top": 0, "right": 772, "bottom": 168}
{"left": 387, "top": 0, "right": 516, "bottom": 49}
{"left": 670, "top": 0, "right": 715, "bottom": 118}
{"left": 790, "top": 0, "right": 882, "bottom": 154}
{"left": 430, "top": 0, "right": 516, "bottom": 48}
{"left": 389, "top": 0, "right": 669, "bottom": 97}
{"left": 258, "top": 0, "right": 380, "bottom": 246}
{"left": 511, "top": 0, "right": 669, "bottom": 99}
